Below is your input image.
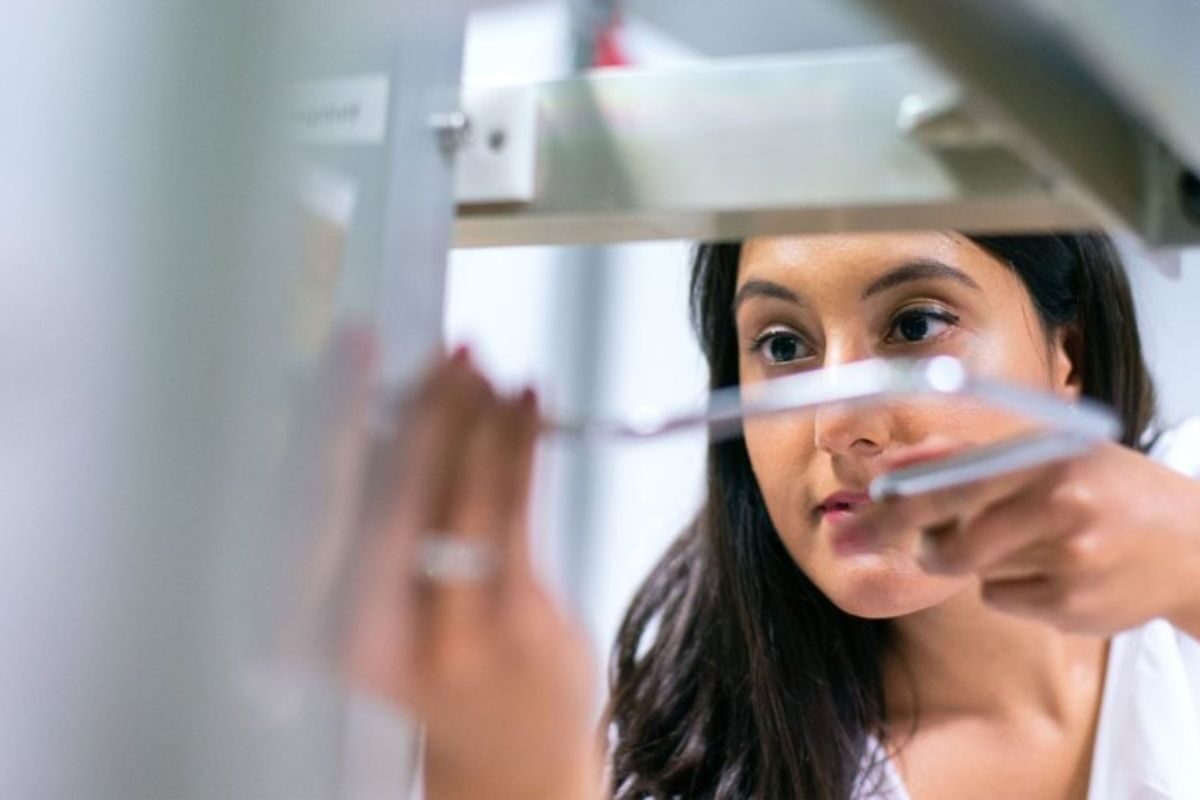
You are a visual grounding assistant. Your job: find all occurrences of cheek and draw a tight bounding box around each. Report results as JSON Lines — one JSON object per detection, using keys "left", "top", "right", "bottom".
{"left": 896, "top": 398, "right": 1035, "bottom": 446}
{"left": 743, "top": 418, "right": 813, "bottom": 534}
{"left": 742, "top": 413, "right": 982, "bottom": 620}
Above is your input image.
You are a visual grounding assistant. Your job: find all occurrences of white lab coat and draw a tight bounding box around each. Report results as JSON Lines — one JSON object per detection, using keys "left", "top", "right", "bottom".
{"left": 858, "top": 419, "right": 1200, "bottom": 800}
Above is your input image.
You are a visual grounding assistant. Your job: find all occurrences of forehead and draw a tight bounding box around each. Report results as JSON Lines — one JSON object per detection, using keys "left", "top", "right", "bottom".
{"left": 738, "top": 231, "right": 1001, "bottom": 288}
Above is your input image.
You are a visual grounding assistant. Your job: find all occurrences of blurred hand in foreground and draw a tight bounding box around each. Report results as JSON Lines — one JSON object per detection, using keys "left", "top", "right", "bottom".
{"left": 343, "top": 347, "right": 601, "bottom": 800}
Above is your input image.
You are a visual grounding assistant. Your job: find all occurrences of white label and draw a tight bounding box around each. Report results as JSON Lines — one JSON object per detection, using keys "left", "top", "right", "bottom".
{"left": 291, "top": 74, "right": 389, "bottom": 145}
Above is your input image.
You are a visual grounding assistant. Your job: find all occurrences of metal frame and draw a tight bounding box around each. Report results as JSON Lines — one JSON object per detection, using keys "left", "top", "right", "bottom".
{"left": 453, "top": 46, "right": 1098, "bottom": 247}
{"left": 452, "top": 6, "right": 1200, "bottom": 249}
{"left": 854, "top": 0, "right": 1200, "bottom": 247}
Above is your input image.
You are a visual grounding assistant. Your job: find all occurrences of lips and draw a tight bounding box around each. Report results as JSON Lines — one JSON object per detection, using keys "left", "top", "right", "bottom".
{"left": 817, "top": 490, "right": 871, "bottom": 519}
{"left": 817, "top": 490, "right": 876, "bottom": 556}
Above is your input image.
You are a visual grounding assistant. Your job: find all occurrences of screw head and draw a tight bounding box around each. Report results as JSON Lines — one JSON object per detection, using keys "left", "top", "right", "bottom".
{"left": 427, "top": 110, "right": 471, "bottom": 154}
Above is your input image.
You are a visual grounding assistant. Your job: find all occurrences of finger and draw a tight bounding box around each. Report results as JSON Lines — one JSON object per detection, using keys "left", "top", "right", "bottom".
{"left": 979, "top": 574, "right": 1062, "bottom": 621}
{"left": 379, "top": 345, "right": 464, "bottom": 439}
{"left": 879, "top": 434, "right": 966, "bottom": 472}
{"left": 383, "top": 349, "right": 490, "bottom": 536}
{"left": 497, "top": 387, "right": 541, "bottom": 587}
{"left": 865, "top": 457, "right": 1063, "bottom": 538}
{"left": 355, "top": 349, "right": 457, "bottom": 538}
{"left": 977, "top": 545, "right": 1060, "bottom": 583}
{"left": 427, "top": 379, "right": 516, "bottom": 629}
{"left": 920, "top": 482, "right": 1064, "bottom": 575}
{"left": 344, "top": 350, "right": 488, "bottom": 691}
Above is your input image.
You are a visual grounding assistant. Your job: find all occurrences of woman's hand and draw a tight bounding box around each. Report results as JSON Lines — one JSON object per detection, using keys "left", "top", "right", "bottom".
{"left": 858, "top": 438, "right": 1200, "bottom": 639}
{"left": 343, "top": 349, "right": 601, "bottom": 800}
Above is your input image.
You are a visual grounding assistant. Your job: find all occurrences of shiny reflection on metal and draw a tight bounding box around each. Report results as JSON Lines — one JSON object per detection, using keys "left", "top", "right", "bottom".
{"left": 868, "top": 429, "right": 1094, "bottom": 501}
{"left": 897, "top": 91, "right": 1004, "bottom": 150}
{"left": 546, "top": 355, "right": 1120, "bottom": 445}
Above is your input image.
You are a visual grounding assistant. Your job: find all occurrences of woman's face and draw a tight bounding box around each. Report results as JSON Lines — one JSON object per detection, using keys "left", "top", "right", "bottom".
{"left": 735, "top": 232, "right": 1080, "bottom": 619}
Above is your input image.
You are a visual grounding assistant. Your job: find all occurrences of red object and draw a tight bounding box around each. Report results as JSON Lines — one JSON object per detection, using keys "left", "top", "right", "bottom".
{"left": 593, "top": 12, "right": 629, "bottom": 68}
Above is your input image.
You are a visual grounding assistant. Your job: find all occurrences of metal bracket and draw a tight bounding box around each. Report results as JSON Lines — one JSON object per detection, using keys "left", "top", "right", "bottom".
{"left": 897, "top": 89, "right": 1004, "bottom": 151}
{"left": 453, "top": 47, "right": 1098, "bottom": 248}
{"left": 451, "top": 84, "right": 540, "bottom": 205}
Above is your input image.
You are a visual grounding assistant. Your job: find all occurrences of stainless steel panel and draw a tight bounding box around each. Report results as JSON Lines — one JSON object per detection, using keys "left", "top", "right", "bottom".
{"left": 454, "top": 47, "right": 1098, "bottom": 247}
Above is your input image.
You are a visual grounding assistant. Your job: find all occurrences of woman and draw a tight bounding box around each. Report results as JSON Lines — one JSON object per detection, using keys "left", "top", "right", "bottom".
{"left": 344, "top": 231, "right": 1200, "bottom": 799}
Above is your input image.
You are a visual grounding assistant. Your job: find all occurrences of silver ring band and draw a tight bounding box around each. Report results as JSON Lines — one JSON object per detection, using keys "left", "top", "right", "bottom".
{"left": 416, "top": 533, "right": 497, "bottom": 583}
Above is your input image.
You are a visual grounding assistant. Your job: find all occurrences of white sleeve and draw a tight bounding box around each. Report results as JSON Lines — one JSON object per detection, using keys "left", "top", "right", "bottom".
{"left": 1175, "top": 627, "right": 1200, "bottom": 731}
{"left": 1149, "top": 417, "right": 1200, "bottom": 478}
{"left": 1150, "top": 419, "right": 1200, "bottom": 718}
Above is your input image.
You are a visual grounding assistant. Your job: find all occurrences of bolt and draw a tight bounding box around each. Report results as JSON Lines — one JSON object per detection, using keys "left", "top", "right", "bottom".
{"left": 428, "top": 110, "right": 471, "bottom": 154}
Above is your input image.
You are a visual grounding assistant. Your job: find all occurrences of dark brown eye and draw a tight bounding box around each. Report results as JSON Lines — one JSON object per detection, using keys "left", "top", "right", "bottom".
{"left": 753, "top": 330, "right": 811, "bottom": 365}
{"left": 897, "top": 313, "right": 930, "bottom": 341}
{"left": 767, "top": 335, "right": 800, "bottom": 362}
{"left": 886, "top": 309, "right": 957, "bottom": 345}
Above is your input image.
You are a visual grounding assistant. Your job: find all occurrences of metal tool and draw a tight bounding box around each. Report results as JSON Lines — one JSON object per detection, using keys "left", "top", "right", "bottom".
{"left": 547, "top": 355, "right": 1122, "bottom": 499}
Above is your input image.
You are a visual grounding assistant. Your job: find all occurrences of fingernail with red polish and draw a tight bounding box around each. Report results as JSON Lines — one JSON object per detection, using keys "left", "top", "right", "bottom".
{"left": 518, "top": 387, "right": 540, "bottom": 415}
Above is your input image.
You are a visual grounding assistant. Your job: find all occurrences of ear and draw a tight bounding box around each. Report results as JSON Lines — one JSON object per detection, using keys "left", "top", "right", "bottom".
{"left": 1050, "top": 324, "right": 1084, "bottom": 401}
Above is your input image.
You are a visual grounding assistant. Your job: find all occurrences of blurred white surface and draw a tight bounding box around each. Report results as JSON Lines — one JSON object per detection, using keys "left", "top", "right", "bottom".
{"left": 1128, "top": 249, "right": 1200, "bottom": 428}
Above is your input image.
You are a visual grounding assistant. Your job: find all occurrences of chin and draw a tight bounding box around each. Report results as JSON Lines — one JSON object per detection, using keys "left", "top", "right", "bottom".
{"left": 812, "top": 551, "right": 964, "bottom": 620}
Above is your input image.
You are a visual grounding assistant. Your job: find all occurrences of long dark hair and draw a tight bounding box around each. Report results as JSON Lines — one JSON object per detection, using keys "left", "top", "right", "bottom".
{"left": 606, "top": 233, "right": 1156, "bottom": 798}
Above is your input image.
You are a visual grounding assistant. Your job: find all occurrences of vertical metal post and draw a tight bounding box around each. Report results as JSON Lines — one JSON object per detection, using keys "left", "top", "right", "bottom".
{"left": 0, "top": 0, "right": 466, "bottom": 797}
{"left": 553, "top": 0, "right": 620, "bottom": 614}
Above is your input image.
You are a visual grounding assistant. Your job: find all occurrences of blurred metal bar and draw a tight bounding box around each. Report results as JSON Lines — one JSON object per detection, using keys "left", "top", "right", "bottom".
{"left": 374, "top": 9, "right": 468, "bottom": 391}
{"left": 283, "top": 2, "right": 468, "bottom": 798}
{"left": 1, "top": 1, "right": 297, "bottom": 796}
{"left": 0, "top": 0, "right": 465, "bottom": 797}
{"left": 551, "top": 0, "right": 618, "bottom": 626}
{"left": 453, "top": 46, "right": 1100, "bottom": 247}
{"left": 293, "top": 1, "right": 468, "bottom": 390}
{"left": 853, "top": 0, "right": 1200, "bottom": 246}
{"left": 1031, "top": 0, "right": 1200, "bottom": 176}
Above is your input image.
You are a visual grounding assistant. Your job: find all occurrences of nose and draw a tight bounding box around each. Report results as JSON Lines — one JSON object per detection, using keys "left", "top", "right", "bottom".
{"left": 812, "top": 345, "right": 892, "bottom": 458}
{"left": 813, "top": 402, "right": 889, "bottom": 458}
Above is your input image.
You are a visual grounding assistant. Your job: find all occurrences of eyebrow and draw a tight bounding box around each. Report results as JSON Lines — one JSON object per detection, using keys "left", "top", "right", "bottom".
{"left": 732, "top": 279, "right": 802, "bottom": 313}
{"left": 733, "top": 258, "right": 983, "bottom": 316}
{"left": 861, "top": 259, "right": 982, "bottom": 299}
